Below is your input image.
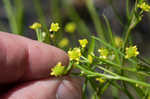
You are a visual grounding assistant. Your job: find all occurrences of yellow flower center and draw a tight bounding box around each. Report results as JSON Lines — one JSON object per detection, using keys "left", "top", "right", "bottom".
{"left": 125, "top": 45, "right": 139, "bottom": 59}
{"left": 68, "top": 48, "right": 82, "bottom": 61}
{"left": 50, "top": 62, "right": 65, "bottom": 77}
{"left": 79, "top": 39, "right": 88, "bottom": 48}
{"left": 50, "top": 22, "right": 60, "bottom": 32}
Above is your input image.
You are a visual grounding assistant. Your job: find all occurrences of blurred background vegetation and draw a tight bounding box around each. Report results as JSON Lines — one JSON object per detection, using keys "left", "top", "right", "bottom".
{"left": 1, "top": 0, "right": 150, "bottom": 98}
{"left": 0, "top": 0, "right": 150, "bottom": 57}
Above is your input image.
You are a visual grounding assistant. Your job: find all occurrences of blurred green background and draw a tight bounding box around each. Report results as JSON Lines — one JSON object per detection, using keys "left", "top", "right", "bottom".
{"left": 0, "top": 0, "right": 150, "bottom": 57}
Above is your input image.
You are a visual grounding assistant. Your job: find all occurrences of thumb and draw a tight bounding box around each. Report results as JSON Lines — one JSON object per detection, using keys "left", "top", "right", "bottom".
{"left": 1, "top": 77, "right": 82, "bottom": 99}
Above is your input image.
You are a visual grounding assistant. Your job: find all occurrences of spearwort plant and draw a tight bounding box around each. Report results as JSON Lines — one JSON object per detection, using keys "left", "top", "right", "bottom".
{"left": 2, "top": 0, "right": 150, "bottom": 98}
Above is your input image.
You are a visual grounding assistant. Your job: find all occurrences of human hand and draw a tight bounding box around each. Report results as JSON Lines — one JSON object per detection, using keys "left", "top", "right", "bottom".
{"left": 0, "top": 32, "right": 82, "bottom": 99}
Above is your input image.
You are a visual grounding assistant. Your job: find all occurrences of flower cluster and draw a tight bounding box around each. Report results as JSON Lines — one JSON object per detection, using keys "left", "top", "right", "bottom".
{"left": 125, "top": 46, "right": 139, "bottom": 59}
{"left": 29, "top": 21, "right": 147, "bottom": 99}
{"left": 137, "top": 2, "right": 150, "bottom": 12}
{"left": 50, "top": 62, "right": 65, "bottom": 77}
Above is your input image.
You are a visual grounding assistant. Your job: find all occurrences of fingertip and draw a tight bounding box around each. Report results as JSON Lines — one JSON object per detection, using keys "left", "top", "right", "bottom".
{"left": 0, "top": 32, "right": 70, "bottom": 83}
{"left": 1, "top": 77, "right": 82, "bottom": 99}
{"left": 22, "top": 41, "right": 69, "bottom": 80}
{"left": 0, "top": 33, "right": 28, "bottom": 84}
{"left": 0, "top": 37, "right": 6, "bottom": 66}
{"left": 1, "top": 78, "right": 62, "bottom": 99}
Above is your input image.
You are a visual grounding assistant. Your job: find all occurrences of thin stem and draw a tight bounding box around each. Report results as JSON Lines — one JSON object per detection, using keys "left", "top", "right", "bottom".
{"left": 3, "top": 0, "right": 19, "bottom": 34}
{"left": 33, "top": 0, "right": 50, "bottom": 44}
{"left": 92, "top": 36, "right": 137, "bottom": 65}
{"left": 126, "top": 0, "right": 130, "bottom": 19}
{"left": 122, "top": 23, "right": 132, "bottom": 50}
{"left": 96, "top": 57, "right": 150, "bottom": 76}
{"left": 100, "top": 81, "right": 111, "bottom": 95}
{"left": 88, "top": 38, "right": 95, "bottom": 55}
{"left": 97, "top": 66, "right": 118, "bottom": 76}
{"left": 51, "top": 0, "right": 61, "bottom": 22}
{"left": 85, "top": 0, "right": 105, "bottom": 40}
{"left": 75, "top": 64, "right": 150, "bottom": 87}
{"left": 63, "top": 1, "right": 91, "bottom": 36}
{"left": 14, "top": 0, "right": 24, "bottom": 34}
{"left": 82, "top": 78, "right": 88, "bottom": 99}
{"left": 103, "top": 15, "right": 121, "bottom": 65}
{"left": 112, "top": 82, "right": 134, "bottom": 99}
{"left": 35, "top": 28, "right": 42, "bottom": 42}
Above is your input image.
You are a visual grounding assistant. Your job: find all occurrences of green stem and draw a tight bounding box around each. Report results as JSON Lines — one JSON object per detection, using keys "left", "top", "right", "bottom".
{"left": 103, "top": 15, "right": 121, "bottom": 64}
{"left": 97, "top": 66, "right": 118, "bottom": 76}
{"left": 33, "top": 0, "right": 50, "bottom": 44}
{"left": 96, "top": 57, "right": 150, "bottom": 76}
{"left": 123, "top": 0, "right": 139, "bottom": 51}
{"left": 122, "top": 25, "right": 132, "bottom": 50}
{"left": 81, "top": 55, "right": 150, "bottom": 76}
{"left": 88, "top": 38, "right": 95, "bottom": 55}
{"left": 85, "top": 0, "right": 105, "bottom": 40}
{"left": 36, "top": 28, "right": 42, "bottom": 42}
{"left": 76, "top": 64, "right": 150, "bottom": 87}
{"left": 100, "top": 81, "right": 111, "bottom": 95}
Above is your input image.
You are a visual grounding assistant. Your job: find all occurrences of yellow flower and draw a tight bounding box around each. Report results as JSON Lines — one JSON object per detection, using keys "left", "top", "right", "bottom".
{"left": 137, "top": 2, "right": 150, "bottom": 12}
{"left": 29, "top": 22, "right": 42, "bottom": 30}
{"left": 125, "top": 46, "right": 139, "bottom": 59}
{"left": 96, "top": 78, "right": 105, "bottom": 83}
{"left": 50, "top": 22, "right": 60, "bottom": 32}
{"left": 68, "top": 48, "right": 81, "bottom": 61}
{"left": 98, "top": 48, "right": 109, "bottom": 59}
{"left": 115, "top": 36, "right": 123, "bottom": 47}
{"left": 65, "top": 22, "right": 76, "bottom": 33}
{"left": 50, "top": 62, "right": 65, "bottom": 77}
{"left": 79, "top": 39, "right": 88, "bottom": 48}
{"left": 58, "top": 38, "right": 69, "bottom": 48}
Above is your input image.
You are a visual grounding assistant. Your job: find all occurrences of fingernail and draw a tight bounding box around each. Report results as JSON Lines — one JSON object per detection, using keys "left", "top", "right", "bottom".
{"left": 56, "top": 79, "right": 82, "bottom": 99}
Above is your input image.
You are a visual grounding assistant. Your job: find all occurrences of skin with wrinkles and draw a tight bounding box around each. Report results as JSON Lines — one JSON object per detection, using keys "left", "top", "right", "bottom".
{"left": 0, "top": 32, "right": 82, "bottom": 99}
